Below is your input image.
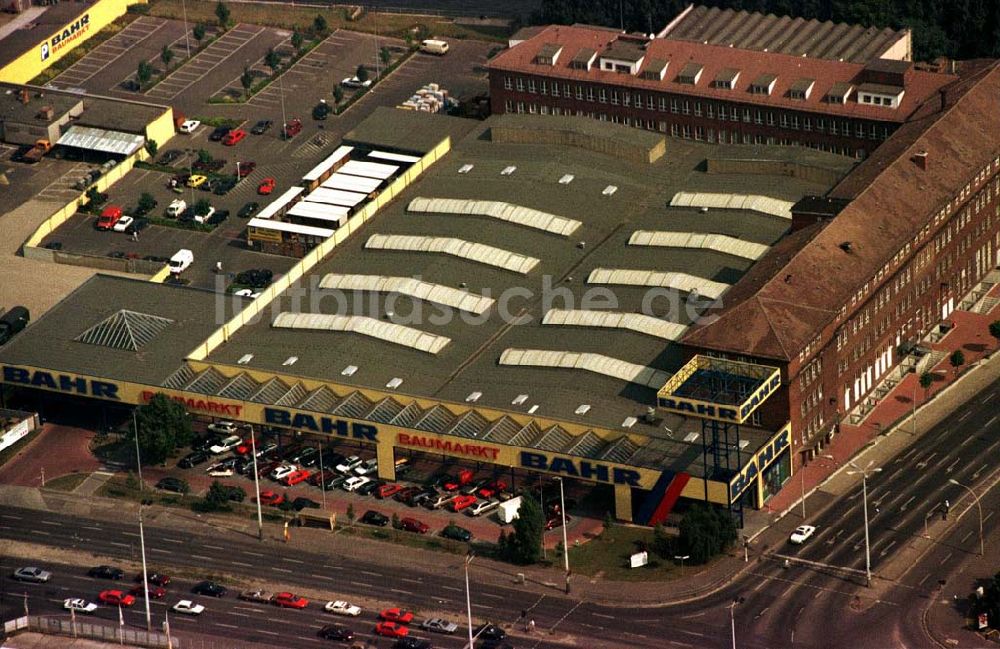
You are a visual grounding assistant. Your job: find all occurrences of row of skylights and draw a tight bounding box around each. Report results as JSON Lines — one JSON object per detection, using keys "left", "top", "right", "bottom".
{"left": 407, "top": 197, "right": 582, "bottom": 236}
{"left": 272, "top": 312, "right": 451, "bottom": 354}
{"left": 319, "top": 274, "right": 495, "bottom": 315}
{"left": 628, "top": 231, "right": 769, "bottom": 260}
{"left": 365, "top": 234, "right": 540, "bottom": 274}
{"left": 499, "top": 348, "right": 670, "bottom": 389}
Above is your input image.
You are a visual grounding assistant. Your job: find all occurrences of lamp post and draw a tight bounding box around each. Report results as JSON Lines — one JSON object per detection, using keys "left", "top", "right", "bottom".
{"left": 555, "top": 477, "right": 570, "bottom": 593}
{"left": 948, "top": 478, "right": 984, "bottom": 556}
{"left": 132, "top": 411, "right": 152, "bottom": 632}
{"left": 247, "top": 425, "right": 264, "bottom": 540}
{"left": 317, "top": 440, "right": 326, "bottom": 509}
{"left": 463, "top": 553, "right": 475, "bottom": 649}
{"left": 674, "top": 554, "right": 690, "bottom": 576}
{"left": 799, "top": 445, "right": 807, "bottom": 519}
{"left": 727, "top": 596, "right": 744, "bottom": 649}
{"left": 846, "top": 459, "right": 881, "bottom": 587}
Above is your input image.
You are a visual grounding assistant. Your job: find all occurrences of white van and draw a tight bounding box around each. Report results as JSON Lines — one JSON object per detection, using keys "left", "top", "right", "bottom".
{"left": 168, "top": 249, "right": 194, "bottom": 274}
{"left": 166, "top": 199, "right": 186, "bottom": 218}
{"left": 420, "top": 39, "right": 449, "bottom": 55}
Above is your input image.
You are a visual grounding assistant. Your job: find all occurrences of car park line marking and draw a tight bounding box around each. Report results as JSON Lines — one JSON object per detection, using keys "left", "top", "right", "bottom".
{"left": 945, "top": 458, "right": 961, "bottom": 473}
{"left": 161, "top": 538, "right": 184, "bottom": 544}
{"left": 961, "top": 530, "right": 974, "bottom": 543}
{"left": 360, "top": 570, "right": 382, "bottom": 577}
{"left": 592, "top": 613, "right": 614, "bottom": 620}
{"left": 480, "top": 593, "right": 505, "bottom": 600}
{"left": 229, "top": 612, "right": 252, "bottom": 618}
{"left": 33, "top": 529, "right": 50, "bottom": 536}
{"left": 121, "top": 531, "right": 138, "bottom": 536}
{"left": 109, "top": 542, "right": 129, "bottom": 548}
{"left": 669, "top": 641, "right": 694, "bottom": 647}
{"left": 215, "top": 623, "right": 240, "bottom": 629}
{"left": 400, "top": 577, "right": 421, "bottom": 584}
{"left": 191, "top": 554, "right": 213, "bottom": 561}
{"left": 973, "top": 463, "right": 989, "bottom": 479}
{"left": 243, "top": 551, "right": 264, "bottom": 556}
{"left": 678, "top": 629, "right": 707, "bottom": 637}
{"left": 349, "top": 581, "right": 372, "bottom": 588}
{"left": 939, "top": 551, "right": 952, "bottom": 566}
{"left": 204, "top": 544, "right": 224, "bottom": 550}
{"left": 958, "top": 411, "right": 972, "bottom": 422}
{"left": 1, "top": 515, "right": 22, "bottom": 520}
{"left": 150, "top": 548, "right": 170, "bottom": 554}
{"left": 257, "top": 629, "right": 281, "bottom": 636}
{"left": 877, "top": 540, "right": 897, "bottom": 557}
{"left": 984, "top": 511, "right": 995, "bottom": 523}
{"left": 441, "top": 585, "right": 462, "bottom": 593}
{"left": 313, "top": 574, "right": 335, "bottom": 580}
{"left": 900, "top": 496, "right": 915, "bottom": 511}
{"left": 917, "top": 573, "right": 931, "bottom": 586}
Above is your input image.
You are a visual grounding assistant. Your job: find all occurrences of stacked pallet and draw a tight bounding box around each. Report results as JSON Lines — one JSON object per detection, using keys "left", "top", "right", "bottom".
{"left": 398, "top": 83, "right": 451, "bottom": 113}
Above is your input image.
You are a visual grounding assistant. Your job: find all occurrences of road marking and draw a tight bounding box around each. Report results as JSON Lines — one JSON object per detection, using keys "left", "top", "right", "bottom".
{"left": 257, "top": 630, "right": 280, "bottom": 636}
{"left": 945, "top": 457, "right": 961, "bottom": 473}
{"left": 150, "top": 548, "right": 170, "bottom": 554}
{"left": 441, "top": 586, "right": 462, "bottom": 593}
{"left": 191, "top": 555, "right": 212, "bottom": 561}
{"left": 985, "top": 415, "right": 998, "bottom": 429}
{"left": 230, "top": 561, "right": 253, "bottom": 567}
{"left": 215, "top": 623, "right": 239, "bottom": 629}
{"left": 360, "top": 570, "right": 381, "bottom": 577}
{"left": 349, "top": 581, "right": 372, "bottom": 588}
{"left": 878, "top": 540, "right": 897, "bottom": 557}
{"left": 203, "top": 544, "right": 224, "bottom": 550}
{"left": 984, "top": 393, "right": 996, "bottom": 404}
{"left": 900, "top": 496, "right": 915, "bottom": 511}
{"left": 109, "top": 541, "right": 129, "bottom": 547}
{"left": 958, "top": 411, "right": 971, "bottom": 422}
{"left": 592, "top": 613, "right": 614, "bottom": 620}
{"left": 753, "top": 606, "right": 769, "bottom": 620}
{"left": 973, "top": 463, "right": 989, "bottom": 480}
{"left": 272, "top": 567, "right": 292, "bottom": 573}
{"left": 313, "top": 574, "right": 335, "bottom": 580}
{"left": 985, "top": 511, "right": 995, "bottom": 523}
{"left": 283, "top": 558, "right": 304, "bottom": 564}
{"left": 917, "top": 573, "right": 931, "bottom": 586}
{"left": 161, "top": 538, "right": 183, "bottom": 544}
{"left": 960, "top": 436, "right": 974, "bottom": 447}
{"left": 82, "top": 526, "right": 101, "bottom": 531}
{"left": 229, "top": 612, "right": 251, "bottom": 618}
{"left": 242, "top": 551, "right": 264, "bottom": 556}
{"left": 400, "top": 577, "right": 421, "bottom": 584}
{"left": 389, "top": 588, "right": 413, "bottom": 596}
{"left": 678, "top": 629, "right": 707, "bottom": 638}
{"left": 121, "top": 531, "right": 138, "bottom": 537}
{"left": 480, "top": 593, "right": 504, "bottom": 600}
{"left": 1, "top": 515, "right": 23, "bottom": 520}
{"left": 939, "top": 551, "right": 952, "bottom": 566}
{"left": 39, "top": 521, "right": 61, "bottom": 526}
{"left": 961, "top": 530, "right": 974, "bottom": 543}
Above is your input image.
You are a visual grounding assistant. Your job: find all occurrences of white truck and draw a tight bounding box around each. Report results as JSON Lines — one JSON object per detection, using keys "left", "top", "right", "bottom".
{"left": 497, "top": 496, "right": 523, "bottom": 524}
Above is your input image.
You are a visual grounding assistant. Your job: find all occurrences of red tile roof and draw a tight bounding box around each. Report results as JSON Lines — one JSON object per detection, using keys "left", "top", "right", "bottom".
{"left": 681, "top": 60, "right": 1000, "bottom": 361}
{"left": 489, "top": 25, "right": 955, "bottom": 122}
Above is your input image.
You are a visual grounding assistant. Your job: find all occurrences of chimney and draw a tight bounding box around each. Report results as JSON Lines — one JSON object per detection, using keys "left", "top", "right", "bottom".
{"left": 913, "top": 150, "right": 928, "bottom": 170}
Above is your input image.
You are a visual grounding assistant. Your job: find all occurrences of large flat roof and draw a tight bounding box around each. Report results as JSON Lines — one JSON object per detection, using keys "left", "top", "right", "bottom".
{"left": 207, "top": 115, "right": 849, "bottom": 434}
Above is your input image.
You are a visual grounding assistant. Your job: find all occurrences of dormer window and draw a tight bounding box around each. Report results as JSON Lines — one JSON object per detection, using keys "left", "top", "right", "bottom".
{"left": 570, "top": 48, "right": 597, "bottom": 71}
{"left": 826, "top": 81, "right": 853, "bottom": 104}
{"left": 534, "top": 43, "right": 563, "bottom": 66}
{"left": 857, "top": 83, "right": 904, "bottom": 109}
{"left": 677, "top": 62, "right": 703, "bottom": 85}
{"left": 640, "top": 58, "right": 668, "bottom": 81}
{"left": 713, "top": 68, "right": 740, "bottom": 90}
{"left": 789, "top": 78, "right": 815, "bottom": 100}
{"left": 749, "top": 73, "right": 777, "bottom": 96}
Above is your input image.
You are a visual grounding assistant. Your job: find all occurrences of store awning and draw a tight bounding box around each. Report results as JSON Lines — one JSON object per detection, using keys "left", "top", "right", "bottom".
{"left": 57, "top": 125, "right": 145, "bottom": 156}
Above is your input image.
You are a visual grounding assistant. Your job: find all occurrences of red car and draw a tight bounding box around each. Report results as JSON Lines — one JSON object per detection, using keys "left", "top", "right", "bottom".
{"left": 129, "top": 583, "right": 166, "bottom": 599}
{"left": 258, "top": 177, "right": 276, "bottom": 195}
{"left": 478, "top": 480, "right": 507, "bottom": 499}
{"left": 450, "top": 494, "right": 478, "bottom": 512}
{"left": 222, "top": 128, "right": 247, "bottom": 146}
{"left": 282, "top": 469, "right": 311, "bottom": 486}
{"left": 272, "top": 592, "right": 308, "bottom": 609}
{"left": 379, "top": 608, "right": 414, "bottom": 624}
{"left": 376, "top": 483, "right": 403, "bottom": 499}
{"left": 545, "top": 513, "right": 572, "bottom": 530}
{"left": 98, "top": 590, "right": 135, "bottom": 607}
{"left": 135, "top": 572, "right": 170, "bottom": 587}
{"left": 400, "top": 517, "right": 429, "bottom": 534}
{"left": 95, "top": 205, "right": 123, "bottom": 230}
{"left": 375, "top": 622, "right": 409, "bottom": 638}
{"left": 443, "top": 469, "right": 474, "bottom": 492}
{"left": 256, "top": 490, "right": 285, "bottom": 506}
{"left": 309, "top": 469, "right": 336, "bottom": 486}
{"left": 236, "top": 161, "right": 256, "bottom": 177}
{"left": 282, "top": 118, "right": 302, "bottom": 139}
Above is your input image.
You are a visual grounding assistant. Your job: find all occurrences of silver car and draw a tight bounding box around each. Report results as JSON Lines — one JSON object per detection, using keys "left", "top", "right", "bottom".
{"left": 421, "top": 617, "right": 459, "bottom": 634}
{"left": 13, "top": 567, "right": 51, "bottom": 583}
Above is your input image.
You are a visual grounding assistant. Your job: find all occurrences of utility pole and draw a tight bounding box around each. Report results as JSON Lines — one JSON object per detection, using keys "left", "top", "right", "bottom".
{"left": 317, "top": 440, "right": 326, "bottom": 509}
{"left": 464, "top": 553, "right": 475, "bottom": 649}
{"left": 248, "top": 425, "right": 264, "bottom": 540}
{"left": 557, "top": 477, "right": 570, "bottom": 593}
{"left": 847, "top": 460, "right": 881, "bottom": 587}
{"left": 949, "top": 478, "right": 984, "bottom": 556}
{"left": 134, "top": 410, "right": 152, "bottom": 631}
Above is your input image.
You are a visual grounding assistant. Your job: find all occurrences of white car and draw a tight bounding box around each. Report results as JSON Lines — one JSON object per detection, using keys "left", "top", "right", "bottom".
{"left": 340, "top": 76, "right": 372, "bottom": 89}
{"left": 206, "top": 464, "right": 234, "bottom": 477}
{"left": 207, "top": 421, "right": 238, "bottom": 435}
{"left": 421, "top": 617, "right": 459, "bottom": 634}
{"left": 233, "top": 289, "right": 262, "bottom": 299}
{"left": 353, "top": 458, "right": 378, "bottom": 476}
{"left": 178, "top": 119, "right": 201, "bottom": 133}
{"left": 63, "top": 598, "right": 98, "bottom": 614}
{"left": 192, "top": 206, "right": 216, "bottom": 224}
{"left": 12, "top": 567, "right": 51, "bottom": 583}
{"left": 789, "top": 525, "right": 816, "bottom": 545}
{"left": 324, "top": 600, "right": 361, "bottom": 616}
{"left": 270, "top": 464, "right": 297, "bottom": 481}
{"left": 208, "top": 435, "right": 241, "bottom": 454}
{"left": 342, "top": 476, "right": 371, "bottom": 492}
{"left": 172, "top": 600, "right": 205, "bottom": 615}
{"left": 112, "top": 215, "right": 134, "bottom": 232}
{"left": 336, "top": 456, "right": 362, "bottom": 474}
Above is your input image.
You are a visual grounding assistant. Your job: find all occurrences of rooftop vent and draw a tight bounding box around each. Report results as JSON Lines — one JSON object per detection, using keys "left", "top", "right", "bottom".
{"left": 558, "top": 174, "right": 574, "bottom": 184}
{"left": 386, "top": 377, "right": 403, "bottom": 389}
{"left": 341, "top": 365, "right": 358, "bottom": 376}
{"left": 621, "top": 416, "right": 637, "bottom": 428}
{"left": 575, "top": 404, "right": 591, "bottom": 415}
{"left": 466, "top": 391, "right": 482, "bottom": 403}
{"left": 839, "top": 241, "right": 853, "bottom": 253}
{"left": 237, "top": 354, "right": 254, "bottom": 365}
{"left": 527, "top": 405, "right": 539, "bottom": 414}
{"left": 602, "top": 185, "right": 618, "bottom": 196}
{"left": 282, "top": 356, "right": 298, "bottom": 366}
{"left": 912, "top": 150, "right": 928, "bottom": 170}
{"left": 458, "top": 164, "right": 474, "bottom": 174}
{"left": 501, "top": 165, "right": 517, "bottom": 176}
{"left": 512, "top": 394, "right": 529, "bottom": 405}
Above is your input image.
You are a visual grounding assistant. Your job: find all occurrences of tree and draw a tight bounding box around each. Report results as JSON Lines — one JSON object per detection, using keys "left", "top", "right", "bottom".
{"left": 240, "top": 66, "right": 254, "bottom": 97}
{"left": 160, "top": 45, "right": 174, "bottom": 67}
{"left": 291, "top": 31, "right": 304, "bottom": 51}
{"left": 919, "top": 371, "right": 934, "bottom": 399}
{"left": 194, "top": 198, "right": 211, "bottom": 216}
{"left": 678, "top": 504, "right": 737, "bottom": 564}
{"left": 136, "top": 61, "right": 153, "bottom": 86}
{"left": 392, "top": 512, "right": 401, "bottom": 530}
{"left": 131, "top": 393, "right": 192, "bottom": 465}
{"left": 989, "top": 321, "right": 1000, "bottom": 345}
{"left": 205, "top": 480, "right": 231, "bottom": 507}
{"left": 265, "top": 47, "right": 281, "bottom": 73}
{"left": 138, "top": 192, "right": 157, "bottom": 215}
{"left": 355, "top": 64, "right": 369, "bottom": 83}
{"left": 313, "top": 14, "right": 328, "bottom": 35}
{"left": 950, "top": 349, "right": 965, "bottom": 371}
{"left": 379, "top": 46, "right": 391, "bottom": 67}
{"left": 144, "top": 139, "right": 158, "bottom": 158}
{"left": 193, "top": 23, "right": 206, "bottom": 42}
{"left": 333, "top": 84, "right": 344, "bottom": 103}
{"left": 214, "top": 1, "right": 230, "bottom": 28}
{"left": 346, "top": 502, "right": 356, "bottom": 525}
{"left": 504, "top": 495, "right": 544, "bottom": 564}
{"left": 652, "top": 523, "right": 675, "bottom": 557}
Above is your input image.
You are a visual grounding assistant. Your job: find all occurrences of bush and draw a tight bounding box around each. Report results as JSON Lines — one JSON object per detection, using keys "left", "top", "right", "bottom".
{"left": 138, "top": 192, "right": 157, "bottom": 215}
{"left": 501, "top": 495, "right": 544, "bottom": 564}
{"left": 677, "top": 504, "right": 737, "bottom": 564}
{"left": 356, "top": 65, "right": 369, "bottom": 82}
{"left": 193, "top": 23, "right": 206, "bottom": 42}
{"left": 950, "top": 349, "right": 965, "bottom": 369}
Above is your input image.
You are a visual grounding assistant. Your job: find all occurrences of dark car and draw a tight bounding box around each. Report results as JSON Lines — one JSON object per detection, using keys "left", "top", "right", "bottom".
{"left": 313, "top": 101, "right": 332, "bottom": 121}
{"left": 475, "top": 624, "right": 506, "bottom": 642}
{"left": 206, "top": 209, "right": 229, "bottom": 225}
{"left": 209, "top": 126, "right": 232, "bottom": 142}
{"left": 235, "top": 268, "right": 274, "bottom": 289}
{"left": 120, "top": 79, "right": 140, "bottom": 92}
{"left": 157, "top": 150, "right": 183, "bottom": 166}
{"left": 291, "top": 497, "right": 321, "bottom": 511}
{"left": 155, "top": 477, "right": 188, "bottom": 493}
{"left": 250, "top": 119, "right": 272, "bottom": 135}
{"left": 192, "top": 581, "right": 227, "bottom": 597}
{"left": 178, "top": 451, "right": 209, "bottom": 469}
{"left": 125, "top": 218, "right": 149, "bottom": 235}
{"left": 192, "top": 158, "right": 226, "bottom": 173}
{"left": 292, "top": 446, "right": 319, "bottom": 466}
{"left": 213, "top": 178, "right": 238, "bottom": 196}
{"left": 319, "top": 624, "right": 354, "bottom": 641}
{"left": 356, "top": 479, "right": 380, "bottom": 496}
{"left": 238, "top": 202, "right": 260, "bottom": 218}
{"left": 394, "top": 639, "right": 432, "bottom": 649}
{"left": 442, "top": 523, "right": 472, "bottom": 542}
{"left": 136, "top": 572, "right": 171, "bottom": 587}
{"left": 88, "top": 565, "right": 125, "bottom": 580}
{"left": 360, "top": 510, "right": 389, "bottom": 527}
{"left": 410, "top": 487, "right": 438, "bottom": 508}
{"left": 323, "top": 473, "right": 350, "bottom": 490}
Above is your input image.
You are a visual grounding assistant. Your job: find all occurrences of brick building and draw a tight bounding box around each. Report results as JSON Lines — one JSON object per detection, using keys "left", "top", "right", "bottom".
{"left": 681, "top": 60, "right": 1000, "bottom": 465}
{"left": 488, "top": 24, "right": 955, "bottom": 158}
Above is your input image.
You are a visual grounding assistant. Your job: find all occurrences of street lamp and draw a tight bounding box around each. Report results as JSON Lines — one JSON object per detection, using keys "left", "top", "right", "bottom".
{"left": 948, "top": 478, "right": 984, "bottom": 556}
{"left": 132, "top": 411, "right": 152, "bottom": 632}
{"left": 674, "top": 554, "right": 690, "bottom": 576}
{"left": 555, "top": 477, "right": 570, "bottom": 593}
{"left": 846, "top": 459, "right": 881, "bottom": 587}
{"left": 463, "top": 553, "right": 475, "bottom": 649}
{"left": 247, "top": 425, "right": 264, "bottom": 540}
{"left": 727, "top": 596, "right": 744, "bottom": 649}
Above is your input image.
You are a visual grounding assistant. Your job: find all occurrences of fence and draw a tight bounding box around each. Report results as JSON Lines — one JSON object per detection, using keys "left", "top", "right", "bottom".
{"left": 3, "top": 615, "right": 178, "bottom": 647}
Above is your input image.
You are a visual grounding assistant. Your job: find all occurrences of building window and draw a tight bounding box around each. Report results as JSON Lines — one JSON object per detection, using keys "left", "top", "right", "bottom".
{"left": 659, "top": 97, "right": 667, "bottom": 112}
{"left": 584, "top": 87, "right": 592, "bottom": 101}
{"left": 527, "top": 79, "right": 536, "bottom": 93}
{"left": 791, "top": 115, "right": 799, "bottom": 130}
{"left": 528, "top": 103, "right": 537, "bottom": 114}
{"left": 816, "top": 118, "right": 825, "bottom": 132}
{"left": 742, "top": 107, "right": 751, "bottom": 122}
{"left": 647, "top": 96, "right": 655, "bottom": 110}
{"left": 622, "top": 92, "right": 629, "bottom": 106}
{"left": 707, "top": 128, "right": 715, "bottom": 142}
{"left": 553, "top": 106, "right": 561, "bottom": 115}
{"left": 599, "top": 88, "right": 607, "bottom": 103}
{"left": 856, "top": 123, "right": 865, "bottom": 138}
{"left": 718, "top": 105, "right": 727, "bottom": 120}
{"left": 694, "top": 101, "right": 702, "bottom": 117}
{"left": 682, "top": 100, "right": 691, "bottom": 115}
{"left": 659, "top": 121, "right": 667, "bottom": 132}
{"left": 504, "top": 77, "right": 512, "bottom": 90}
{"left": 611, "top": 90, "right": 619, "bottom": 105}
{"left": 754, "top": 109, "right": 762, "bottom": 125}
{"left": 670, "top": 98, "right": 679, "bottom": 114}
{"left": 706, "top": 103, "right": 714, "bottom": 119}
{"left": 551, "top": 83, "right": 559, "bottom": 97}
{"left": 504, "top": 99, "right": 513, "bottom": 112}
{"left": 803, "top": 117, "right": 812, "bottom": 131}
{"left": 766, "top": 111, "right": 775, "bottom": 126}
{"left": 830, "top": 121, "right": 839, "bottom": 135}
{"left": 671, "top": 123, "right": 679, "bottom": 136}
{"left": 780, "top": 113, "right": 788, "bottom": 128}
{"left": 516, "top": 78, "right": 524, "bottom": 92}
{"left": 540, "top": 105, "right": 549, "bottom": 115}
{"left": 682, "top": 124, "right": 691, "bottom": 139}
{"left": 695, "top": 126, "right": 704, "bottom": 140}
{"left": 516, "top": 101, "right": 525, "bottom": 114}
{"left": 539, "top": 80, "right": 547, "bottom": 95}
{"left": 730, "top": 106, "right": 739, "bottom": 122}
{"left": 742, "top": 132, "right": 751, "bottom": 144}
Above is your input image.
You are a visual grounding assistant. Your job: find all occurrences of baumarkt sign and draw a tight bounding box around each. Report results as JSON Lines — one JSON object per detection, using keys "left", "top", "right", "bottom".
{"left": 42, "top": 14, "right": 91, "bottom": 61}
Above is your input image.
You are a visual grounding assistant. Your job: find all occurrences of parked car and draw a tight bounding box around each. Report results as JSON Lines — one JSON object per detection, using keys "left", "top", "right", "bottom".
{"left": 343, "top": 476, "right": 372, "bottom": 493}
{"left": 208, "top": 421, "right": 239, "bottom": 435}
{"left": 209, "top": 126, "right": 232, "bottom": 142}
{"left": 270, "top": 464, "right": 297, "bottom": 481}
{"left": 282, "top": 118, "right": 302, "bottom": 139}
{"left": 474, "top": 624, "right": 506, "bottom": 642}
{"left": 120, "top": 79, "right": 141, "bottom": 92}
{"left": 290, "top": 497, "right": 321, "bottom": 511}
{"left": 468, "top": 499, "right": 500, "bottom": 517}
{"left": 63, "top": 598, "right": 98, "bottom": 614}
{"left": 324, "top": 600, "right": 362, "bottom": 616}
{"left": 357, "top": 479, "right": 380, "bottom": 496}
{"left": 354, "top": 458, "right": 378, "bottom": 476}
{"left": 790, "top": 525, "right": 816, "bottom": 544}
{"left": 95, "top": 205, "right": 123, "bottom": 230}
{"left": 172, "top": 600, "right": 205, "bottom": 615}
{"left": 98, "top": 590, "right": 135, "bottom": 607}
{"left": 360, "top": 510, "right": 389, "bottom": 526}
{"left": 375, "top": 622, "right": 409, "bottom": 639}
{"left": 88, "top": 565, "right": 125, "bottom": 580}
{"left": 209, "top": 435, "right": 242, "bottom": 454}
{"left": 178, "top": 119, "right": 200, "bottom": 133}
{"left": 138, "top": 572, "right": 171, "bottom": 587}
{"left": 450, "top": 494, "right": 478, "bottom": 512}
{"left": 545, "top": 513, "right": 571, "bottom": 530}
{"left": 239, "top": 589, "right": 273, "bottom": 603}
{"left": 377, "top": 483, "right": 403, "bottom": 499}
{"left": 124, "top": 218, "right": 149, "bottom": 236}
{"left": 336, "top": 456, "right": 363, "bottom": 474}
{"left": 213, "top": 177, "right": 238, "bottom": 195}
{"left": 441, "top": 523, "right": 472, "bottom": 542}
{"left": 400, "top": 517, "right": 429, "bottom": 534}
{"left": 238, "top": 201, "right": 260, "bottom": 218}
{"left": 157, "top": 149, "right": 183, "bottom": 166}
{"left": 192, "top": 581, "right": 227, "bottom": 598}
{"left": 282, "top": 469, "right": 312, "bottom": 486}
{"left": 192, "top": 158, "right": 226, "bottom": 172}
{"left": 394, "top": 486, "right": 421, "bottom": 504}
{"left": 155, "top": 477, "right": 188, "bottom": 493}
{"left": 250, "top": 119, "right": 272, "bottom": 134}
{"left": 258, "top": 177, "right": 276, "bottom": 195}
{"left": 394, "top": 639, "right": 432, "bottom": 649}
{"left": 319, "top": 624, "right": 354, "bottom": 641}
{"left": 427, "top": 493, "right": 458, "bottom": 510}
{"left": 272, "top": 592, "right": 309, "bottom": 609}
{"left": 420, "top": 618, "right": 458, "bottom": 634}
{"left": 186, "top": 174, "right": 208, "bottom": 188}
{"left": 236, "top": 161, "right": 256, "bottom": 177}
{"left": 341, "top": 76, "right": 372, "bottom": 89}
{"left": 256, "top": 490, "right": 285, "bottom": 506}
{"left": 12, "top": 567, "right": 51, "bottom": 583}
{"left": 222, "top": 128, "right": 247, "bottom": 146}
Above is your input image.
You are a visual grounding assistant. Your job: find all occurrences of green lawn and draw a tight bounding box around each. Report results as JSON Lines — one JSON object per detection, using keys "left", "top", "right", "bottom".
{"left": 567, "top": 525, "right": 684, "bottom": 582}
{"left": 43, "top": 473, "right": 89, "bottom": 492}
